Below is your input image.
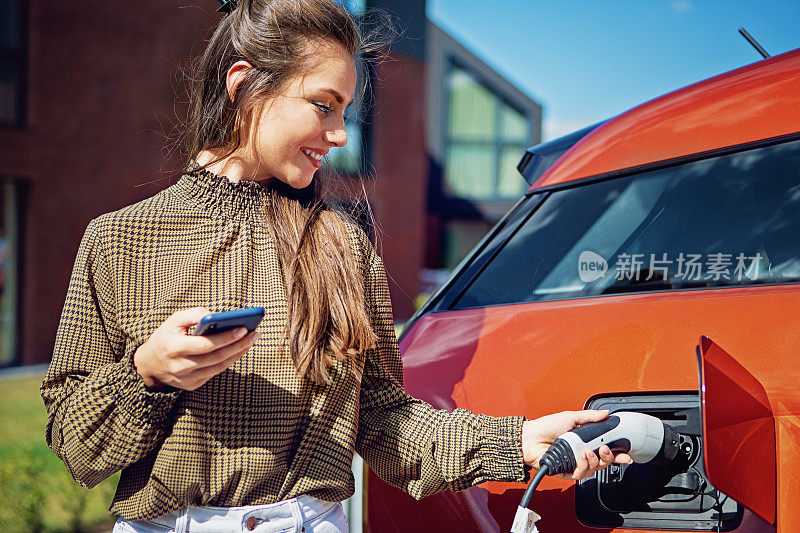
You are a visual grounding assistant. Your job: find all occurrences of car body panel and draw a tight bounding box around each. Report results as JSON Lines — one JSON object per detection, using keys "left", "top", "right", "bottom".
{"left": 368, "top": 285, "right": 799, "bottom": 531}
{"left": 531, "top": 49, "right": 800, "bottom": 190}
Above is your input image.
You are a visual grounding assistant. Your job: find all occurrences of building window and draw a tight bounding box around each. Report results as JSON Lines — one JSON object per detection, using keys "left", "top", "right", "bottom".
{"left": 443, "top": 63, "right": 531, "bottom": 200}
{"left": 0, "top": 179, "right": 22, "bottom": 366}
{"left": 0, "top": 0, "right": 24, "bottom": 126}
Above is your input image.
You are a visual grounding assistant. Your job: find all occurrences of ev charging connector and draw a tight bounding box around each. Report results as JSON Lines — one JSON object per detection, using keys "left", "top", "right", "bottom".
{"left": 511, "top": 412, "right": 680, "bottom": 533}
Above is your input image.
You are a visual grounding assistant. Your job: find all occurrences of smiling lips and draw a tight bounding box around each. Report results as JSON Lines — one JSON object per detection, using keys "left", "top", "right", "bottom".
{"left": 301, "top": 147, "right": 324, "bottom": 168}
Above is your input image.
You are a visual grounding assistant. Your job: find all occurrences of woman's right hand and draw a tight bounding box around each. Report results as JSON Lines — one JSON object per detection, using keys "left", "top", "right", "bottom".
{"left": 133, "top": 307, "right": 261, "bottom": 391}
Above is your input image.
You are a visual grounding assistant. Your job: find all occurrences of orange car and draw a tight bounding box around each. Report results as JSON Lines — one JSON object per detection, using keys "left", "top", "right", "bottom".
{"left": 368, "top": 48, "right": 800, "bottom": 532}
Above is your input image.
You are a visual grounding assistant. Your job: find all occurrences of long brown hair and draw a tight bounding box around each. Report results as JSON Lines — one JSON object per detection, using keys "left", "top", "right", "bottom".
{"left": 185, "top": 0, "right": 379, "bottom": 385}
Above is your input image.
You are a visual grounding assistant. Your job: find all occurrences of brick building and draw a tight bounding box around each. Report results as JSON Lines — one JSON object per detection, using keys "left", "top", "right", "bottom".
{"left": 0, "top": 0, "right": 540, "bottom": 366}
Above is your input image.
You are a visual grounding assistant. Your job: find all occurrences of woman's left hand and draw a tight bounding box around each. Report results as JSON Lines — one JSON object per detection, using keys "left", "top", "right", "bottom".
{"left": 521, "top": 409, "right": 633, "bottom": 480}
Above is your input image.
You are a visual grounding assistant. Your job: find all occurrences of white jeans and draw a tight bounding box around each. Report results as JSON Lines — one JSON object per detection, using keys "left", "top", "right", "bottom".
{"left": 113, "top": 496, "right": 348, "bottom": 533}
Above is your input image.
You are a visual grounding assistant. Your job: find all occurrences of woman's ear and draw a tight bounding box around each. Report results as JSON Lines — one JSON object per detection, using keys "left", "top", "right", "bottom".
{"left": 226, "top": 60, "right": 253, "bottom": 102}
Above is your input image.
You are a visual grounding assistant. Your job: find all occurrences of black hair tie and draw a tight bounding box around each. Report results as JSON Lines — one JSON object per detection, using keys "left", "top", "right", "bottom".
{"left": 216, "top": 0, "right": 238, "bottom": 13}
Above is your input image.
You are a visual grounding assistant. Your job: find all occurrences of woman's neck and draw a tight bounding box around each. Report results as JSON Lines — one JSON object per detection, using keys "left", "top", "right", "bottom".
{"left": 195, "top": 149, "right": 270, "bottom": 184}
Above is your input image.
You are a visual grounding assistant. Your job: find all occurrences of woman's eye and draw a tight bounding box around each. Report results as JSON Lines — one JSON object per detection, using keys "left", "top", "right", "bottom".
{"left": 313, "top": 102, "right": 333, "bottom": 114}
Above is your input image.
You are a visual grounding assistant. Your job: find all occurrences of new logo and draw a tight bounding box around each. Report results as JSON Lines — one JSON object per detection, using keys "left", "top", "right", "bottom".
{"left": 578, "top": 251, "right": 608, "bottom": 283}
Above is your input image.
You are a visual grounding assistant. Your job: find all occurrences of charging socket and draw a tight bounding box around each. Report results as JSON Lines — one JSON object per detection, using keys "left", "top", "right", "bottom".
{"left": 576, "top": 393, "right": 742, "bottom": 531}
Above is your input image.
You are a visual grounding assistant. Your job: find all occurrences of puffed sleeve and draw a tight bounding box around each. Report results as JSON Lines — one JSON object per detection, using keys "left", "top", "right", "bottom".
{"left": 353, "top": 235, "right": 527, "bottom": 498}
{"left": 41, "top": 217, "right": 181, "bottom": 489}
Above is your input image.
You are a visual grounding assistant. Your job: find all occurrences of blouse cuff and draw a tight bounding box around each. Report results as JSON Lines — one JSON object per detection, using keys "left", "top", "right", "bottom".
{"left": 108, "top": 349, "right": 182, "bottom": 426}
{"left": 478, "top": 415, "right": 528, "bottom": 483}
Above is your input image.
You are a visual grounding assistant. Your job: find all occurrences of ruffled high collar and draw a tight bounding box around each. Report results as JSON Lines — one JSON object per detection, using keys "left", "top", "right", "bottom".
{"left": 172, "top": 160, "right": 270, "bottom": 221}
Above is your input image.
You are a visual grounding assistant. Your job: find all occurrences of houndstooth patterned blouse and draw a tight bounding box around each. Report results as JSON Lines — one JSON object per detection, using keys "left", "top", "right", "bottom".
{"left": 40, "top": 163, "right": 526, "bottom": 521}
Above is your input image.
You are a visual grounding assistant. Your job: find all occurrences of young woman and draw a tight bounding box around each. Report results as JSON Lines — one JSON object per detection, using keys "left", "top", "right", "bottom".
{"left": 41, "top": 1, "right": 628, "bottom": 532}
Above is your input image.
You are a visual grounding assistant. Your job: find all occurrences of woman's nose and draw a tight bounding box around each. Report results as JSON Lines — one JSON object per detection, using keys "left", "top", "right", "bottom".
{"left": 325, "top": 124, "right": 347, "bottom": 147}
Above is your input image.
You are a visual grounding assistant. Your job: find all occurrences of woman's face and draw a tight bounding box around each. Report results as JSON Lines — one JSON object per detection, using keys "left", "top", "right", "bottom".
{"left": 243, "top": 41, "right": 357, "bottom": 188}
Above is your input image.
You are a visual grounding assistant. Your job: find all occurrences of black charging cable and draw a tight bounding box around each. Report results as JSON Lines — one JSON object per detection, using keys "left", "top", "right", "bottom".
{"left": 512, "top": 439, "right": 583, "bottom": 531}
{"left": 518, "top": 439, "right": 575, "bottom": 509}
{"left": 519, "top": 464, "right": 549, "bottom": 509}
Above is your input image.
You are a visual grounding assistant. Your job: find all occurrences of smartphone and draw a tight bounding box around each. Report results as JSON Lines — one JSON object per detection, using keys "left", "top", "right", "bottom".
{"left": 192, "top": 307, "right": 265, "bottom": 336}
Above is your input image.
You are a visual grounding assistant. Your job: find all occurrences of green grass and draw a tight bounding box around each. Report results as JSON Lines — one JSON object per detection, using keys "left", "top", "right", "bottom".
{"left": 0, "top": 374, "right": 119, "bottom": 533}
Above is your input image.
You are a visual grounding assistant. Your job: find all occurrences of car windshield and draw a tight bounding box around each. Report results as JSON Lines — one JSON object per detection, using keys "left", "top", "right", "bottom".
{"left": 454, "top": 138, "right": 800, "bottom": 309}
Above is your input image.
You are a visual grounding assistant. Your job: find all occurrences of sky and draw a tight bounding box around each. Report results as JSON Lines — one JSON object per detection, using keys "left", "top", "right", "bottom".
{"left": 427, "top": 0, "right": 800, "bottom": 141}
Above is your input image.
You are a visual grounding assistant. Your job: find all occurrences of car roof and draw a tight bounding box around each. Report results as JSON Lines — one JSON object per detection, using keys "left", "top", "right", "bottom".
{"left": 532, "top": 47, "right": 800, "bottom": 190}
